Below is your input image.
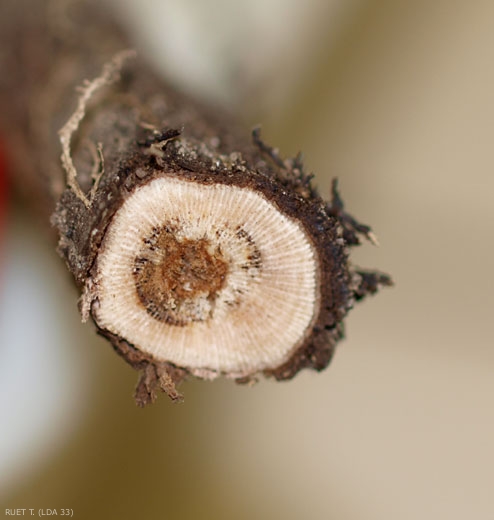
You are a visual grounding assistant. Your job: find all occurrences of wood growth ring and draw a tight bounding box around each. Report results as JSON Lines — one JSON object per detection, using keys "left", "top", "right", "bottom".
{"left": 94, "top": 175, "right": 319, "bottom": 378}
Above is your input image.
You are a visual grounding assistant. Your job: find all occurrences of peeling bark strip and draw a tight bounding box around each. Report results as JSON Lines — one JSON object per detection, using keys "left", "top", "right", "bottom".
{"left": 0, "top": 0, "right": 392, "bottom": 405}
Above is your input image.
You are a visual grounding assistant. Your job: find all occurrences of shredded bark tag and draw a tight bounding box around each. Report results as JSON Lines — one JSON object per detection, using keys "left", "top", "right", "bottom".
{"left": 0, "top": 0, "right": 392, "bottom": 405}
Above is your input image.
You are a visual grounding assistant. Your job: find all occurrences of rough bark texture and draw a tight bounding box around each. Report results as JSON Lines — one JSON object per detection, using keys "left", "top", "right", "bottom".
{"left": 0, "top": 0, "right": 392, "bottom": 405}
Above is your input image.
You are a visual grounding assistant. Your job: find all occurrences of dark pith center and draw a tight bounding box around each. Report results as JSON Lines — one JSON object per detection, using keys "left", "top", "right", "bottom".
{"left": 133, "top": 227, "right": 228, "bottom": 326}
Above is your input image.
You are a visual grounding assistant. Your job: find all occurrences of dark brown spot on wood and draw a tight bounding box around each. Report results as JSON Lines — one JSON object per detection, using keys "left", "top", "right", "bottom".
{"left": 133, "top": 226, "right": 228, "bottom": 326}
{"left": 235, "top": 225, "right": 262, "bottom": 276}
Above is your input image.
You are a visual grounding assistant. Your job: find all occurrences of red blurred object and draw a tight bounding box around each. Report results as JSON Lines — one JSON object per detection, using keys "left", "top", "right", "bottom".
{"left": 0, "top": 137, "right": 8, "bottom": 251}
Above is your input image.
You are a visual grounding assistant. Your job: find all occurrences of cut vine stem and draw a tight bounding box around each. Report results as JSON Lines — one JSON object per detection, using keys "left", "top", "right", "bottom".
{"left": 0, "top": 0, "right": 392, "bottom": 405}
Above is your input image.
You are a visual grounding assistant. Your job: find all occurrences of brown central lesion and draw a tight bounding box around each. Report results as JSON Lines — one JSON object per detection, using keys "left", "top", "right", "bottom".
{"left": 133, "top": 226, "right": 229, "bottom": 326}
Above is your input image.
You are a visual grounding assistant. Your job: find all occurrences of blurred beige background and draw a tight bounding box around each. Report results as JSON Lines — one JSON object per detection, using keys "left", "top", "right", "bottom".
{"left": 0, "top": 0, "right": 493, "bottom": 518}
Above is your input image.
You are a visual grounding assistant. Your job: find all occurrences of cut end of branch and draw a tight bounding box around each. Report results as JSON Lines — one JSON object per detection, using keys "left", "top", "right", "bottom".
{"left": 70, "top": 130, "right": 393, "bottom": 405}
{"left": 93, "top": 176, "right": 319, "bottom": 379}
{"left": 52, "top": 73, "right": 391, "bottom": 405}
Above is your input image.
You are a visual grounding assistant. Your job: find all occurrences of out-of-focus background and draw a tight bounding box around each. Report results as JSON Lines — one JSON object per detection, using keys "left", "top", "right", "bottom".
{"left": 1, "top": 0, "right": 493, "bottom": 518}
